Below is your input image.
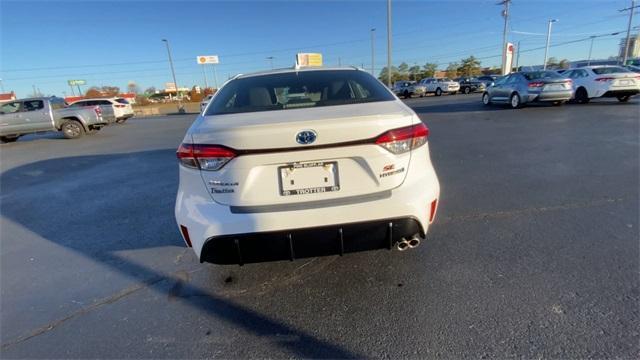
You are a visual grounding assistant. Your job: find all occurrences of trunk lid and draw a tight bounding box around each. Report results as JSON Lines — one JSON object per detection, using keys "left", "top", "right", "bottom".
{"left": 190, "top": 101, "right": 417, "bottom": 207}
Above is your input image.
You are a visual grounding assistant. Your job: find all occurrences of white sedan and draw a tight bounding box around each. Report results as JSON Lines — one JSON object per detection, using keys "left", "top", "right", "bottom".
{"left": 175, "top": 67, "right": 440, "bottom": 265}
{"left": 564, "top": 66, "right": 640, "bottom": 103}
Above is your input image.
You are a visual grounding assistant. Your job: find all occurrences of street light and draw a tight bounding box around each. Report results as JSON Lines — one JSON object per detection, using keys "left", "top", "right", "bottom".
{"left": 587, "top": 35, "right": 597, "bottom": 66}
{"left": 543, "top": 19, "right": 558, "bottom": 70}
{"left": 161, "top": 39, "right": 184, "bottom": 113}
{"left": 370, "top": 28, "right": 376, "bottom": 76}
{"left": 266, "top": 56, "right": 274, "bottom": 69}
{"left": 386, "top": 0, "right": 392, "bottom": 87}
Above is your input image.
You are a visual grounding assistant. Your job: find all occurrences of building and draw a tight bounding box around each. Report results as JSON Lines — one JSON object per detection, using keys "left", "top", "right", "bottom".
{"left": 0, "top": 91, "right": 17, "bottom": 103}
{"left": 619, "top": 33, "right": 640, "bottom": 61}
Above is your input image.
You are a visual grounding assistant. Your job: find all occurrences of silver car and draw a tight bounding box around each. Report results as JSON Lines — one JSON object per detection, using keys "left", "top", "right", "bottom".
{"left": 482, "top": 71, "right": 573, "bottom": 109}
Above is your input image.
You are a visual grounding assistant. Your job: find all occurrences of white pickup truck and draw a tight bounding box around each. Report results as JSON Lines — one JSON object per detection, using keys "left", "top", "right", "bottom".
{"left": 418, "top": 78, "right": 460, "bottom": 96}
{"left": 0, "top": 97, "right": 110, "bottom": 143}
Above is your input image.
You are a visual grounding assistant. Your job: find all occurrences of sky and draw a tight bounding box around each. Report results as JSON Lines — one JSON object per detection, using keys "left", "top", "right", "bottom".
{"left": 1, "top": 0, "right": 637, "bottom": 98}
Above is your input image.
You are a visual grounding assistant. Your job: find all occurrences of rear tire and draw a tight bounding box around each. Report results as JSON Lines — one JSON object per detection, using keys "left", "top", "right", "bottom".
{"left": 61, "top": 120, "right": 85, "bottom": 139}
{"left": 435, "top": 88, "right": 442, "bottom": 96}
{"left": 509, "top": 93, "right": 521, "bottom": 109}
{"left": 464, "top": 87, "right": 471, "bottom": 94}
{"left": 617, "top": 95, "right": 631, "bottom": 102}
{"left": 482, "top": 92, "right": 491, "bottom": 106}
{"left": 0, "top": 135, "right": 19, "bottom": 143}
{"left": 575, "top": 87, "right": 590, "bottom": 104}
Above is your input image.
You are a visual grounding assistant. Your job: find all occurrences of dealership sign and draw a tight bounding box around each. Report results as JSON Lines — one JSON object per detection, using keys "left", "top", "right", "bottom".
{"left": 503, "top": 43, "right": 514, "bottom": 75}
{"left": 67, "top": 79, "right": 86, "bottom": 86}
{"left": 197, "top": 55, "right": 219, "bottom": 64}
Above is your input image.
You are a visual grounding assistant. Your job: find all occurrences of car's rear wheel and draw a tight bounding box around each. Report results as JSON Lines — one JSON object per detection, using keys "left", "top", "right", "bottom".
{"left": 617, "top": 95, "right": 631, "bottom": 102}
{"left": 575, "top": 87, "right": 590, "bottom": 104}
{"left": 61, "top": 120, "right": 84, "bottom": 139}
{"left": 464, "top": 87, "right": 471, "bottom": 94}
{"left": 482, "top": 92, "right": 491, "bottom": 105}
{"left": 435, "top": 88, "right": 442, "bottom": 96}
{"left": 509, "top": 93, "right": 521, "bottom": 109}
{"left": 0, "top": 135, "right": 19, "bottom": 143}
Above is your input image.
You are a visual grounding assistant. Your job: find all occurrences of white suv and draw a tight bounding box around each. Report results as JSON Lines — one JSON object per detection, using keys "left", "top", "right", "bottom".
{"left": 69, "top": 97, "right": 134, "bottom": 123}
{"left": 419, "top": 78, "right": 460, "bottom": 96}
{"left": 564, "top": 66, "right": 640, "bottom": 103}
{"left": 175, "top": 67, "right": 440, "bottom": 265}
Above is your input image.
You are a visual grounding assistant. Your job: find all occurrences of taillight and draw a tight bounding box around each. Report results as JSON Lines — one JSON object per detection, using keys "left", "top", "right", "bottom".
{"left": 595, "top": 77, "right": 614, "bottom": 82}
{"left": 375, "top": 123, "right": 429, "bottom": 154}
{"left": 528, "top": 81, "right": 544, "bottom": 88}
{"left": 94, "top": 106, "right": 102, "bottom": 116}
{"left": 429, "top": 199, "right": 438, "bottom": 223}
{"left": 176, "top": 143, "right": 236, "bottom": 171}
{"left": 179, "top": 225, "right": 192, "bottom": 247}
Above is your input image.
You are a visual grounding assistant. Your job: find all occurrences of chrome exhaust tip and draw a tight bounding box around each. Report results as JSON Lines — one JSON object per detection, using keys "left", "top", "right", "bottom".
{"left": 407, "top": 236, "right": 421, "bottom": 248}
{"left": 396, "top": 240, "right": 410, "bottom": 251}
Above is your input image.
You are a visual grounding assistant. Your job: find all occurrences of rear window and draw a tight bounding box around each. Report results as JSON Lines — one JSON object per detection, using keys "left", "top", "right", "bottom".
{"left": 205, "top": 70, "right": 395, "bottom": 116}
{"left": 592, "top": 67, "right": 630, "bottom": 74}
{"left": 522, "top": 71, "right": 563, "bottom": 80}
{"left": 115, "top": 98, "right": 129, "bottom": 104}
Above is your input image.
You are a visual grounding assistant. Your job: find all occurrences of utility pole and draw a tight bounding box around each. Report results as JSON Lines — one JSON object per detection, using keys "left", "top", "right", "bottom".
{"left": 498, "top": 0, "right": 511, "bottom": 75}
{"left": 543, "top": 19, "right": 558, "bottom": 70}
{"left": 212, "top": 65, "right": 219, "bottom": 89}
{"left": 587, "top": 35, "right": 597, "bottom": 66}
{"left": 515, "top": 41, "right": 521, "bottom": 70}
{"left": 386, "top": 0, "right": 392, "bottom": 87}
{"left": 32, "top": 85, "right": 37, "bottom": 97}
{"left": 620, "top": 0, "right": 639, "bottom": 65}
{"left": 370, "top": 28, "right": 376, "bottom": 76}
{"left": 266, "top": 56, "right": 274, "bottom": 69}
{"left": 338, "top": 57, "right": 342, "bottom": 67}
{"left": 161, "top": 39, "right": 184, "bottom": 113}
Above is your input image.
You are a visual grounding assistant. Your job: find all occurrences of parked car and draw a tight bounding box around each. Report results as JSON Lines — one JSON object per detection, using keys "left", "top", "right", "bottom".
{"left": 624, "top": 65, "right": 640, "bottom": 73}
{"left": 392, "top": 81, "right": 427, "bottom": 98}
{"left": 65, "top": 100, "right": 116, "bottom": 124}
{"left": 0, "top": 97, "right": 108, "bottom": 142}
{"left": 69, "top": 97, "right": 134, "bottom": 123}
{"left": 456, "top": 77, "right": 486, "bottom": 94}
{"left": 418, "top": 78, "right": 460, "bottom": 96}
{"left": 200, "top": 94, "right": 214, "bottom": 112}
{"left": 481, "top": 71, "right": 573, "bottom": 109}
{"left": 175, "top": 67, "right": 440, "bottom": 264}
{"left": 563, "top": 66, "right": 640, "bottom": 103}
{"left": 477, "top": 75, "right": 500, "bottom": 87}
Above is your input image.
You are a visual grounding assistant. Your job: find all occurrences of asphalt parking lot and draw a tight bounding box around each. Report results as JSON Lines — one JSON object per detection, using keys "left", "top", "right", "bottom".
{"left": 1, "top": 94, "right": 638, "bottom": 358}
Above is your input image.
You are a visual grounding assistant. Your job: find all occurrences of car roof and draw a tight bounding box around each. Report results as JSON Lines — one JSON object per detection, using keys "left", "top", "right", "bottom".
{"left": 234, "top": 66, "right": 363, "bottom": 79}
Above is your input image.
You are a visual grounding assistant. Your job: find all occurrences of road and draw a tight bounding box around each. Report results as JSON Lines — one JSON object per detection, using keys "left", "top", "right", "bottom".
{"left": 1, "top": 95, "right": 638, "bottom": 358}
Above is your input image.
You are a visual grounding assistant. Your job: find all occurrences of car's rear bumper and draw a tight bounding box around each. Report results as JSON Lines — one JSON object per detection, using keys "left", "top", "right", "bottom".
{"left": 201, "top": 216, "right": 424, "bottom": 264}
{"left": 527, "top": 90, "right": 573, "bottom": 102}
{"left": 601, "top": 89, "right": 640, "bottom": 97}
{"left": 175, "top": 144, "right": 440, "bottom": 264}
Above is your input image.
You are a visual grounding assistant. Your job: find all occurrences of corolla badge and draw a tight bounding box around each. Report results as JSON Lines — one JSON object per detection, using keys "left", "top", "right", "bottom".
{"left": 296, "top": 130, "right": 317, "bottom": 145}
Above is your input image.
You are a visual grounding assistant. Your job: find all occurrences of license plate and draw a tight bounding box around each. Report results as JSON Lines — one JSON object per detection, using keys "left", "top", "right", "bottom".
{"left": 619, "top": 80, "right": 630, "bottom": 85}
{"left": 546, "top": 84, "right": 564, "bottom": 90}
{"left": 278, "top": 161, "right": 340, "bottom": 196}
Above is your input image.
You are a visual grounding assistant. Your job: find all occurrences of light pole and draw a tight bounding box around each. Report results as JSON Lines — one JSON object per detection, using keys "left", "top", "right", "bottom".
{"left": 498, "top": 0, "right": 511, "bottom": 75}
{"left": 621, "top": 0, "right": 638, "bottom": 65}
{"left": 386, "top": 0, "right": 392, "bottom": 87}
{"left": 266, "top": 56, "right": 274, "bottom": 69}
{"left": 370, "top": 28, "right": 376, "bottom": 76}
{"left": 543, "top": 19, "right": 558, "bottom": 70}
{"left": 161, "top": 39, "right": 184, "bottom": 113}
{"left": 587, "top": 35, "right": 597, "bottom": 66}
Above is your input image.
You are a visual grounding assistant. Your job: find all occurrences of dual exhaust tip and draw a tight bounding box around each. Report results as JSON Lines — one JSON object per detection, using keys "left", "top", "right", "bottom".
{"left": 396, "top": 235, "right": 422, "bottom": 251}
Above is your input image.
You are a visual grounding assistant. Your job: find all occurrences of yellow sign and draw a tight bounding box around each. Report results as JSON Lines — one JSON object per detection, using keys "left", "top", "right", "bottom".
{"left": 196, "top": 55, "right": 219, "bottom": 64}
{"left": 296, "top": 53, "right": 323, "bottom": 67}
